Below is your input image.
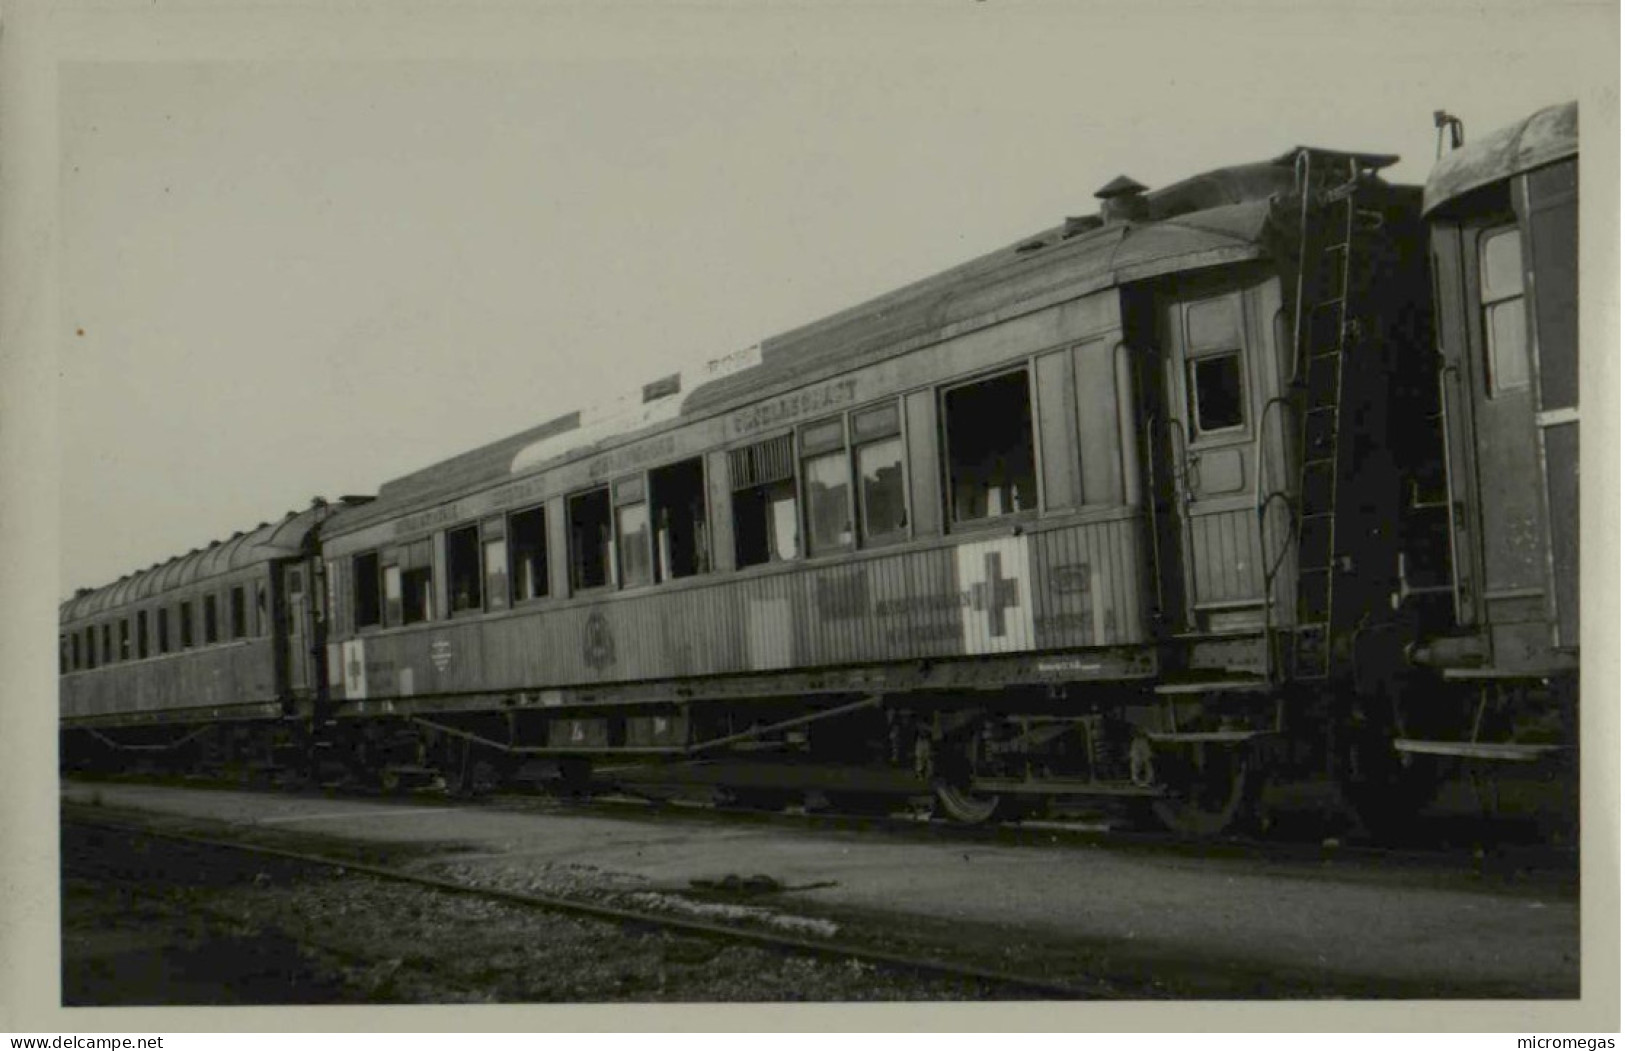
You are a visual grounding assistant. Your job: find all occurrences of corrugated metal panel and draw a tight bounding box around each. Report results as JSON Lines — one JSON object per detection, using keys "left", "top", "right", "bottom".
{"left": 325, "top": 516, "right": 1151, "bottom": 706}
{"left": 1189, "top": 509, "right": 1264, "bottom": 605}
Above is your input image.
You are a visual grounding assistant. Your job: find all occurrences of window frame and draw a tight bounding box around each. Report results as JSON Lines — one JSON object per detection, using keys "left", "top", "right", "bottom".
{"left": 1477, "top": 222, "right": 1532, "bottom": 398}
{"left": 351, "top": 552, "right": 382, "bottom": 631}
{"left": 567, "top": 485, "right": 615, "bottom": 593}
{"left": 445, "top": 524, "right": 484, "bottom": 616}
{"left": 1186, "top": 347, "right": 1250, "bottom": 440}
{"left": 940, "top": 366, "right": 1041, "bottom": 527}
{"left": 506, "top": 504, "right": 550, "bottom": 605}
{"left": 730, "top": 431, "right": 801, "bottom": 569}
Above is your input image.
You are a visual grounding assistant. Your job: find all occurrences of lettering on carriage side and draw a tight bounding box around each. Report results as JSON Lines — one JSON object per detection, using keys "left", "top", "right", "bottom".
{"left": 729, "top": 378, "right": 860, "bottom": 437}
{"left": 430, "top": 638, "right": 453, "bottom": 672}
{"left": 583, "top": 612, "right": 616, "bottom": 670}
{"left": 394, "top": 504, "right": 461, "bottom": 538}
{"left": 485, "top": 476, "right": 549, "bottom": 512}
{"left": 817, "top": 570, "right": 871, "bottom": 620}
{"left": 586, "top": 434, "right": 679, "bottom": 481}
{"left": 1049, "top": 563, "right": 1092, "bottom": 595}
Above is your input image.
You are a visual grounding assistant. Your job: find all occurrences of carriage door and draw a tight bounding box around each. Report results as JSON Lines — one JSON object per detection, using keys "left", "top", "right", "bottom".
{"left": 1161, "top": 289, "right": 1272, "bottom": 631}
{"left": 282, "top": 562, "right": 312, "bottom": 692}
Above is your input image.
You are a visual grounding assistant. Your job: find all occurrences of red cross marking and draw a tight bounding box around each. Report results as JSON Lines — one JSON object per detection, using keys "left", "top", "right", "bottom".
{"left": 969, "top": 551, "right": 1020, "bottom": 637}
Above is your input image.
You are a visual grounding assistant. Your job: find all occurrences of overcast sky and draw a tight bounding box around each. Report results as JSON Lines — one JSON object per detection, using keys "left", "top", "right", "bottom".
{"left": 57, "top": 1, "right": 1613, "bottom": 596}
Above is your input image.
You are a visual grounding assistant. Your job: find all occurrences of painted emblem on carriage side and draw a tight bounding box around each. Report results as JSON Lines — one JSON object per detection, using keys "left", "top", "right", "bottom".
{"left": 956, "top": 536, "right": 1035, "bottom": 654}
{"left": 430, "top": 638, "right": 453, "bottom": 673}
{"left": 342, "top": 639, "right": 367, "bottom": 700}
{"left": 583, "top": 612, "right": 616, "bottom": 670}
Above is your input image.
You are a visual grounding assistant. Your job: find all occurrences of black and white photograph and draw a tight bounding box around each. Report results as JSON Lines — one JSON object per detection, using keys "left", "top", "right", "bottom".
{"left": 1, "top": 0, "right": 1617, "bottom": 1033}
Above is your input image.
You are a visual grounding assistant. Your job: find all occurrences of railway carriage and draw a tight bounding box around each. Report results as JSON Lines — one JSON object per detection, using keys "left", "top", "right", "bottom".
{"left": 310, "top": 145, "right": 1439, "bottom": 832}
{"left": 59, "top": 102, "right": 1582, "bottom": 839}
{"left": 59, "top": 506, "right": 336, "bottom": 776}
{"left": 1343, "top": 102, "right": 1582, "bottom": 823}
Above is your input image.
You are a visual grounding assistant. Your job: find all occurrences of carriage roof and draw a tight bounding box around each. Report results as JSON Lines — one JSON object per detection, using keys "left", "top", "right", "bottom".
{"left": 1423, "top": 101, "right": 1578, "bottom": 217}
{"left": 343, "top": 152, "right": 1363, "bottom": 528}
{"left": 61, "top": 504, "right": 330, "bottom": 624}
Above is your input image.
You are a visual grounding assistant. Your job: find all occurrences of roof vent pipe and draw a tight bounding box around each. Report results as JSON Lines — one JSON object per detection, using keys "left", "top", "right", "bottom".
{"left": 1095, "top": 175, "right": 1149, "bottom": 222}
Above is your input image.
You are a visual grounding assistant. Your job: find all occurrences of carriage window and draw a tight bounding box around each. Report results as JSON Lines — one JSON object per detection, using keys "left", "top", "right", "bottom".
{"left": 483, "top": 537, "right": 508, "bottom": 611}
{"left": 731, "top": 434, "right": 798, "bottom": 567}
{"left": 203, "top": 595, "right": 219, "bottom": 643}
{"left": 101, "top": 623, "right": 112, "bottom": 664}
{"left": 71, "top": 632, "right": 81, "bottom": 671}
{"left": 60, "top": 634, "right": 69, "bottom": 674}
{"left": 616, "top": 502, "right": 652, "bottom": 588}
{"left": 1190, "top": 351, "right": 1246, "bottom": 434}
{"left": 945, "top": 370, "right": 1038, "bottom": 522}
{"left": 158, "top": 608, "right": 171, "bottom": 653}
{"left": 256, "top": 581, "right": 268, "bottom": 636}
{"left": 801, "top": 418, "right": 852, "bottom": 556}
{"left": 447, "top": 525, "right": 483, "bottom": 614}
{"left": 569, "top": 487, "right": 613, "bottom": 591}
{"left": 138, "top": 610, "right": 150, "bottom": 657}
{"left": 84, "top": 628, "right": 96, "bottom": 669}
{"left": 352, "top": 553, "right": 381, "bottom": 629}
{"left": 1480, "top": 225, "right": 1530, "bottom": 396}
{"left": 402, "top": 567, "right": 434, "bottom": 624}
{"left": 382, "top": 564, "right": 403, "bottom": 627}
{"left": 650, "top": 458, "right": 708, "bottom": 581}
{"left": 230, "top": 587, "right": 247, "bottom": 639}
{"left": 120, "top": 619, "right": 131, "bottom": 661}
{"left": 508, "top": 506, "right": 548, "bottom": 602}
{"left": 853, "top": 403, "right": 907, "bottom": 542}
{"left": 180, "top": 603, "right": 195, "bottom": 649}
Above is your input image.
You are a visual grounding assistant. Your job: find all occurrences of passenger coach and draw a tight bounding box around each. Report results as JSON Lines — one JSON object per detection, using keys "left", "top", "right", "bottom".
{"left": 312, "top": 147, "right": 1440, "bottom": 831}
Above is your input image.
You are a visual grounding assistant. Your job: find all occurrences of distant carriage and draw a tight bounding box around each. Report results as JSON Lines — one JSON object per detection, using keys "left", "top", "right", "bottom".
{"left": 60, "top": 103, "right": 1581, "bottom": 837}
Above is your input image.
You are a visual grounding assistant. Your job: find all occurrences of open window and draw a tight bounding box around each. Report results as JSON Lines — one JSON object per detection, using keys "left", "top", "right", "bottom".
{"left": 138, "top": 610, "right": 150, "bottom": 658}
{"left": 944, "top": 369, "right": 1038, "bottom": 522}
{"left": 800, "top": 418, "right": 852, "bottom": 556}
{"left": 83, "top": 627, "right": 96, "bottom": 669}
{"left": 101, "top": 624, "right": 112, "bottom": 664}
{"left": 400, "top": 540, "right": 434, "bottom": 624}
{"left": 229, "top": 587, "right": 247, "bottom": 639}
{"left": 158, "top": 608, "right": 171, "bottom": 654}
{"left": 60, "top": 635, "right": 69, "bottom": 675}
{"left": 613, "top": 476, "right": 652, "bottom": 589}
{"left": 447, "top": 525, "right": 482, "bottom": 614}
{"left": 1480, "top": 224, "right": 1530, "bottom": 396}
{"left": 508, "top": 506, "right": 548, "bottom": 602}
{"left": 569, "top": 487, "right": 613, "bottom": 591}
{"left": 71, "top": 632, "right": 81, "bottom": 671}
{"left": 179, "top": 603, "right": 194, "bottom": 649}
{"left": 255, "top": 581, "right": 269, "bottom": 637}
{"left": 650, "top": 458, "right": 708, "bottom": 581}
{"left": 731, "top": 434, "right": 798, "bottom": 568}
{"left": 1189, "top": 351, "right": 1246, "bottom": 436}
{"left": 352, "top": 553, "right": 381, "bottom": 629}
{"left": 203, "top": 595, "right": 219, "bottom": 644}
{"left": 119, "top": 620, "right": 130, "bottom": 661}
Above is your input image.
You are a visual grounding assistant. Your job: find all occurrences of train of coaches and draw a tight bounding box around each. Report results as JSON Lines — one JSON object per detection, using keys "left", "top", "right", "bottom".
{"left": 59, "top": 102, "right": 1581, "bottom": 836}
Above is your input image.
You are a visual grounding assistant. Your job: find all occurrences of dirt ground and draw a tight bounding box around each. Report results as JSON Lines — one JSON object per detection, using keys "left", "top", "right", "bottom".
{"left": 60, "top": 780, "right": 1580, "bottom": 1000}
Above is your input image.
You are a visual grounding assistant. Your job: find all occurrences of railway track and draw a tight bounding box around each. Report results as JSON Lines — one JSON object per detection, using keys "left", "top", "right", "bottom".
{"left": 65, "top": 766, "right": 1579, "bottom": 884}
{"left": 62, "top": 807, "right": 1133, "bottom": 1001}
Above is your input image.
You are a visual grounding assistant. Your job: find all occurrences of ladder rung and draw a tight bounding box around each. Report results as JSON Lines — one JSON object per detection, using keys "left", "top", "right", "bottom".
{"left": 1300, "top": 511, "right": 1336, "bottom": 522}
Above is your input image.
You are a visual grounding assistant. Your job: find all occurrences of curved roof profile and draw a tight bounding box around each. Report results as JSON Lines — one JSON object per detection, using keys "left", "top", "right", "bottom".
{"left": 1423, "top": 101, "right": 1578, "bottom": 217}
{"left": 61, "top": 503, "right": 335, "bottom": 624}
{"left": 345, "top": 148, "right": 1380, "bottom": 527}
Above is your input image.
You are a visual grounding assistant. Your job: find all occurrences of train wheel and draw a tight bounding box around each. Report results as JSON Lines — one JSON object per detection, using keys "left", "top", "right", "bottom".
{"left": 1150, "top": 743, "right": 1260, "bottom": 837}
{"left": 932, "top": 782, "right": 1005, "bottom": 824}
